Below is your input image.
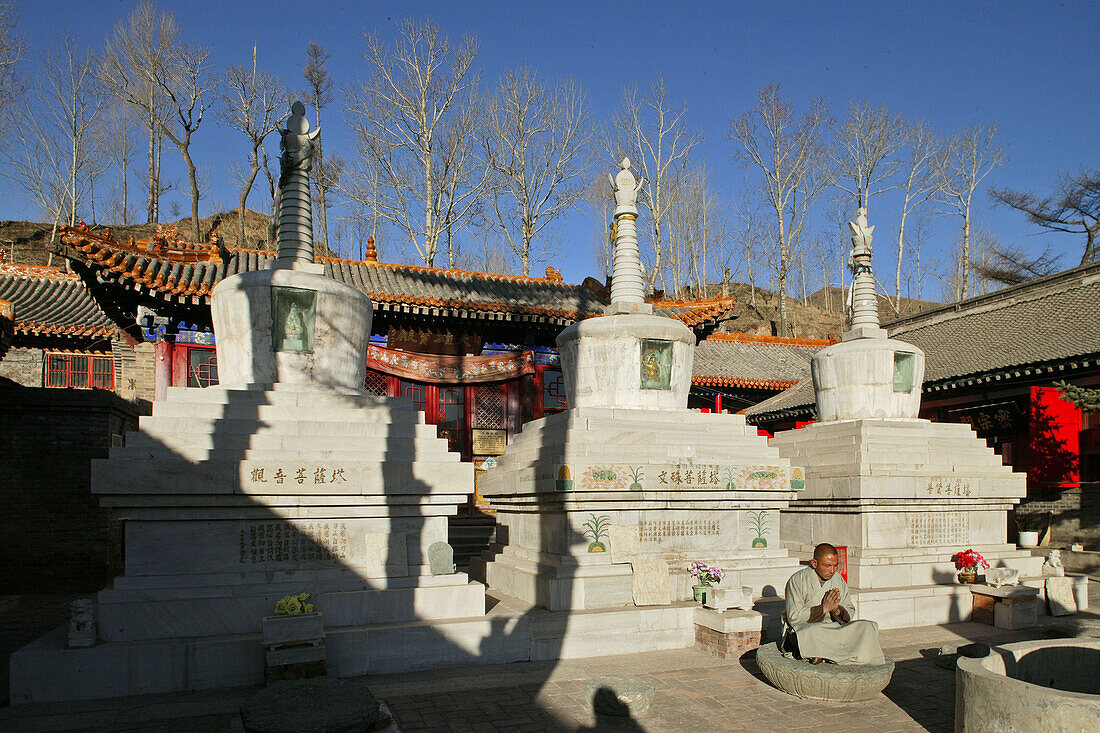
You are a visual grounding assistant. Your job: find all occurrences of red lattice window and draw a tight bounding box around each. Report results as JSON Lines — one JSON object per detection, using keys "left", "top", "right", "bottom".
{"left": 438, "top": 386, "right": 465, "bottom": 428}
{"left": 542, "top": 369, "right": 567, "bottom": 412}
{"left": 45, "top": 352, "right": 114, "bottom": 390}
{"left": 364, "top": 369, "right": 389, "bottom": 396}
{"left": 474, "top": 384, "right": 507, "bottom": 428}
{"left": 401, "top": 380, "right": 427, "bottom": 413}
{"left": 187, "top": 349, "right": 219, "bottom": 387}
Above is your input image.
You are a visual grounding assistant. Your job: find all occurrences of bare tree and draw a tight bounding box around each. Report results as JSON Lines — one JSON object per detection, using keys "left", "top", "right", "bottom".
{"left": 156, "top": 40, "right": 216, "bottom": 240}
{"left": 831, "top": 100, "right": 906, "bottom": 210}
{"left": 44, "top": 37, "right": 103, "bottom": 228}
{"left": 437, "top": 96, "right": 485, "bottom": 267}
{"left": 0, "top": 2, "right": 24, "bottom": 115}
{"left": 991, "top": 170, "right": 1100, "bottom": 265}
{"left": 99, "top": 1, "right": 176, "bottom": 223}
{"left": 730, "top": 83, "right": 833, "bottom": 335}
{"left": 221, "top": 54, "right": 288, "bottom": 247}
{"left": 346, "top": 18, "right": 480, "bottom": 266}
{"left": 936, "top": 124, "right": 1006, "bottom": 300}
{"left": 3, "top": 36, "right": 103, "bottom": 244}
{"left": 665, "top": 163, "right": 724, "bottom": 294}
{"left": 483, "top": 67, "right": 591, "bottom": 275}
{"left": 610, "top": 75, "right": 702, "bottom": 289}
{"left": 98, "top": 101, "right": 137, "bottom": 223}
{"left": 971, "top": 240, "right": 1062, "bottom": 286}
{"left": 583, "top": 173, "right": 614, "bottom": 280}
{"left": 893, "top": 120, "right": 944, "bottom": 309}
{"left": 302, "top": 42, "right": 334, "bottom": 252}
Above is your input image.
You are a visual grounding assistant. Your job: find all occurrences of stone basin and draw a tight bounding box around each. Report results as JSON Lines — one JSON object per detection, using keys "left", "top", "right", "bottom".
{"left": 755, "top": 642, "right": 895, "bottom": 702}
{"left": 956, "top": 638, "right": 1100, "bottom": 732}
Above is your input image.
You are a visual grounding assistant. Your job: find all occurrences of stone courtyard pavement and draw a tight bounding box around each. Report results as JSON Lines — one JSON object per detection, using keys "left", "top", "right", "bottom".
{"left": 1, "top": 585, "right": 1097, "bottom": 732}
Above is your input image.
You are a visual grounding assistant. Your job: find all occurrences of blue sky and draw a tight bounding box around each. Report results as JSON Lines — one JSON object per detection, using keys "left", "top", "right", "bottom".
{"left": 7, "top": 1, "right": 1100, "bottom": 295}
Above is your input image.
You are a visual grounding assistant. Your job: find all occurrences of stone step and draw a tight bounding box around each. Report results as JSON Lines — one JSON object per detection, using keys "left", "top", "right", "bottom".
{"left": 166, "top": 385, "right": 411, "bottom": 410}
{"left": 92, "top": 457, "right": 472, "bottom": 496}
{"left": 137, "top": 416, "right": 440, "bottom": 440}
{"left": 151, "top": 401, "right": 426, "bottom": 424}
{"left": 109, "top": 440, "right": 460, "bottom": 463}
{"left": 126, "top": 427, "right": 444, "bottom": 454}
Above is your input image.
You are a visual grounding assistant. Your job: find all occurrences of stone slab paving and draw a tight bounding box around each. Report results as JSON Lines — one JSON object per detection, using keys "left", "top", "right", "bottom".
{"left": 2, "top": 583, "right": 1098, "bottom": 732}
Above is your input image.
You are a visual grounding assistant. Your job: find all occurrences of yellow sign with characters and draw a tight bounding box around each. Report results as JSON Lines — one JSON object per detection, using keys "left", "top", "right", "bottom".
{"left": 472, "top": 428, "right": 508, "bottom": 455}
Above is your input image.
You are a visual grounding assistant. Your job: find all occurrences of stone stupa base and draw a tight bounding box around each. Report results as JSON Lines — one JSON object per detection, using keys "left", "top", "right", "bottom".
{"left": 472, "top": 407, "right": 804, "bottom": 612}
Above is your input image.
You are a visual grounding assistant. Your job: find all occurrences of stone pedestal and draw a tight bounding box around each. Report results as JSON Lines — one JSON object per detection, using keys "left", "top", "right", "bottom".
{"left": 471, "top": 407, "right": 802, "bottom": 612}
{"left": 556, "top": 314, "right": 695, "bottom": 411}
{"left": 771, "top": 418, "right": 1044, "bottom": 627}
{"left": 9, "top": 382, "right": 481, "bottom": 701}
{"left": 211, "top": 266, "right": 371, "bottom": 390}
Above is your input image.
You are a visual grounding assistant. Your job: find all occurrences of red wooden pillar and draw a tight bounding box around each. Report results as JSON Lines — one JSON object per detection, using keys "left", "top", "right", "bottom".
{"left": 154, "top": 340, "right": 172, "bottom": 402}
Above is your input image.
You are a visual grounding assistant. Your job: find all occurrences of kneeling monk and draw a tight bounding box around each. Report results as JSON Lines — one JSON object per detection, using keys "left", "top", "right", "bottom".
{"left": 783, "top": 543, "right": 885, "bottom": 665}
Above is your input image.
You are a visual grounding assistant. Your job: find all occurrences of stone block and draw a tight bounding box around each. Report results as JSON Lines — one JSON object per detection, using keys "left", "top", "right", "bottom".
{"left": 266, "top": 642, "right": 326, "bottom": 667}
{"left": 994, "top": 598, "right": 1039, "bottom": 629}
{"left": 631, "top": 559, "right": 671, "bottom": 606}
{"left": 583, "top": 675, "right": 655, "bottom": 716}
{"left": 262, "top": 613, "right": 324, "bottom": 649}
{"left": 704, "top": 585, "right": 754, "bottom": 612}
{"left": 1046, "top": 577, "right": 1077, "bottom": 616}
{"left": 984, "top": 567, "right": 1019, "bottom": 587}
{"left": 241, "top": 678, "right": 385, "bottom": 733}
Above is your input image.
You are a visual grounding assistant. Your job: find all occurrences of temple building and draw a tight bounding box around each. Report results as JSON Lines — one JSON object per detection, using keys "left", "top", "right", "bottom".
{"left": 748, "top": 261, "right": 1100, "bottom": 547}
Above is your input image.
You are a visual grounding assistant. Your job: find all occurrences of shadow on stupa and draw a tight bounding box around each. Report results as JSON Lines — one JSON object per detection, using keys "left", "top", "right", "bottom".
{"left": 6, "top": 304, "right": 588, "bottom": 730}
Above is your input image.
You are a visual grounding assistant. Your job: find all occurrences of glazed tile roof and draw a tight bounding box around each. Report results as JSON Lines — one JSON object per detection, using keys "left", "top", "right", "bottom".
{"left": 691, "top": 333, "right": 832, "bottom": 390}
{"left": 58, "top": 223, "right": 733, "bottom": 329}
{"left": 887, "top": 261, "right": 1100, "bottom": 388}
{"left": 746, "top": 261, "right": 1100, "bottom": 420}
{"left": 0, "top": 262, "right": 115, "bottom": 339}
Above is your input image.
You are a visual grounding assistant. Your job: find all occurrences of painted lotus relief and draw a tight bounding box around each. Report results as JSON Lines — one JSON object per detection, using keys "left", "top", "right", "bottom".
{"left": 556, "top": 465, "right": 573, "bottom": 491}
{"left": 582, "top": 514, "right": 611, "bottom": 553}
{"left": 790, "top": 467, "right": 805, "bottom": 490}
{"left": 580, "top": 465, "right": 629, "bottom": 491}
{"left": 722, "top": 465, "right": 787, "bottom": 491}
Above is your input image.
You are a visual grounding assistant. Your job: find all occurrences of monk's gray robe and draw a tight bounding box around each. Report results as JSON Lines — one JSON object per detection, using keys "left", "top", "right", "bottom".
{"left": 783, "top": 566, "right": 885, "bottom": 666}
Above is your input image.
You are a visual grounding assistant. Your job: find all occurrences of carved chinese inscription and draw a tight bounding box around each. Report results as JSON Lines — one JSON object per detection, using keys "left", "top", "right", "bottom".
{"left": 639, "top": 519, "right": 720, "bottom": 544}
{"left": 907, "top": 513, "right": 969, "bottom": 547}
{"left": 925, "top": 477, "right": 973, "bottom": 497}
{"left": 238, "top": 521, "right": 349, "bottom": 563}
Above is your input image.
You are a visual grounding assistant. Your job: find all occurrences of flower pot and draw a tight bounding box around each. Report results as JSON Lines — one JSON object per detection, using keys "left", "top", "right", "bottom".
{"left": 1018, "top": 530, "right": 1039, "bottom": 548}
{"left": 692, "top": 585, "right": 707, "bottom": 603}
{"left": 262, "top": 611, "right": 324, "bottom": 649}
{"left": 957, "top": 570, "right": 977, "bottom": 584}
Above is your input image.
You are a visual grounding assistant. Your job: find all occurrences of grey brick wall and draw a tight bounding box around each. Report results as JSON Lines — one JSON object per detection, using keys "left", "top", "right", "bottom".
{"left": 0, "top": 386, "right": 143, "bottom": 590}
{"left": 0, "top": 347, "right": 43, "bottom": 387}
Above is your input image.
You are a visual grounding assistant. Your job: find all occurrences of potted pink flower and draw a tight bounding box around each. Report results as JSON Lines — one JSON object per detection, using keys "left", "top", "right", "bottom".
{"left": 688, "top": 561, "right": 725, "bottom": 603}
{"left": 951, "top": 549, "right": 990, "bottom": 584}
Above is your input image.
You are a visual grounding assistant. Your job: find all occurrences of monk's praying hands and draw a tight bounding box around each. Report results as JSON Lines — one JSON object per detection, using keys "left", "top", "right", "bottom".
{"left": 821, "top": 588, "right": 841, "bottom": 614}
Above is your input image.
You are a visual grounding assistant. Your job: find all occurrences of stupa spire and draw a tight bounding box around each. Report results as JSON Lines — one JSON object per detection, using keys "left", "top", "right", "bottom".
{"left": 608, "top": 158, "right": 649, "bottom": 312}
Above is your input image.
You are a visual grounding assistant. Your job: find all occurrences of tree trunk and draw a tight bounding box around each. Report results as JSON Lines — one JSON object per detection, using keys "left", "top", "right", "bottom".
{"left": 146, "top": 113, "right": 156, "bottom": 223}
{"left": 180, "top": 133, "right": 200, "bottom": 241}
{"left": 315, "top": 137, "right": 329, "bottom": 252}
{"left": 895, "top": 209, "right": 908, "bottom": 311}
{"left": 960, "top": 213, "right": 971, "bottom": 300}
{"left": 238, "top": 143, "right": 262, "bottom": 248}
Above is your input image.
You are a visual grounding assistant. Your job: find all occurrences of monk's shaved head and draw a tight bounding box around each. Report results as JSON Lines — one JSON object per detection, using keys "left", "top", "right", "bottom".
{"left": 813, "top": 543, "right": 838, "bottom": 562}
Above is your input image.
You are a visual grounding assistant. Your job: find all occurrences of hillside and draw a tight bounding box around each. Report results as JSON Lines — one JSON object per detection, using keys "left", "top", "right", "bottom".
{"left": 1, "top": 216, "right": 940, "bottom": 340}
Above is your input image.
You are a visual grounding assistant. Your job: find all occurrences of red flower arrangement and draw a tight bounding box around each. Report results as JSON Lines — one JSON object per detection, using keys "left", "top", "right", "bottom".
{"left": 951, "top": 549, "right": 990, "bottom": 572}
